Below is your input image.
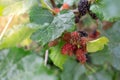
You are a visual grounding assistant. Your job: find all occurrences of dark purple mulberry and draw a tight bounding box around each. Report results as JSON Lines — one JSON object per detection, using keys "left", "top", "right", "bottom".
{"left": 78, "top": 0, "right": 90, "bottom": 16}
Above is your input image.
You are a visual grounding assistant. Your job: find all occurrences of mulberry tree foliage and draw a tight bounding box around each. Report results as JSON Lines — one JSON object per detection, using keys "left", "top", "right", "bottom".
{"left": 0, "top": 0, "right": 120, "bottom": 80}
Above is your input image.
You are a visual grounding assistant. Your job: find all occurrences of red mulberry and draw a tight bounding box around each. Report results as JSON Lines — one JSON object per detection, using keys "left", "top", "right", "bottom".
{"left": 71, "top": 31, "right": 80, "bottom": 45}
{"left": 61, "top": 43, "right": 76, "bottom": 56}
{"left": 76, "top": 48, "right": 87, "bottom": 64}
{"left": 62, "top": 32, "right": 71, "bottom": 43}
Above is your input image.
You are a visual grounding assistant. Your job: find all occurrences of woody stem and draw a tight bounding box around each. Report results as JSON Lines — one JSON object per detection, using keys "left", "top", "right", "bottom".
{"left": 50, "top": 0, "right": 57, "bottom": 8}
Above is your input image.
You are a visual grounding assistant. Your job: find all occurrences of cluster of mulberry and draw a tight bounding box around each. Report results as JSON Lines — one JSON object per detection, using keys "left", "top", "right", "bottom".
{"left": 61, "top": 30, "right": 100, "bottom": 64}
{"left": 75, "top": 0, "right": 98, "bottom": 23}
{"left": 61, "top": 31, "right": 88, "bottom": 64}
{"left": 49, "top": 0, "right": 100, "bottom": 64}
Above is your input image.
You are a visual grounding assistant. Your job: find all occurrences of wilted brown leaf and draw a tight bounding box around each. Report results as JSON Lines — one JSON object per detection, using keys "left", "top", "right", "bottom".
{"left": 102, "top": 21, "right": 114, "bottom": 30}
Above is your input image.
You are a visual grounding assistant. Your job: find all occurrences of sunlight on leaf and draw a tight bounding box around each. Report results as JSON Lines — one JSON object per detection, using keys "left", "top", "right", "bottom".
{"left": 50, "top": 43, "right": 68, "bottom": 69}
{"left": 0, "top": 5, "right": 5, "bottom": 16}
{"left": 0, "top": 24, "right": 35, "bottom": 49}
{"left": 3, "top": 0, "right": 38, "bottom": 15}
{"left": 0, "top": 13, "right": 29, "bottom": 34}
{"left": 40, "top": 0, "right": 53, "bottom": 12}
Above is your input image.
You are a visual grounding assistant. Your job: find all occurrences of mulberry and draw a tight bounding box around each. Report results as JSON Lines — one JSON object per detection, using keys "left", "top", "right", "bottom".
{"left": 78, "top": 0, "right": 90, "bottom": 16}
{"left": 76, "top": 48, "right": 87, "bottom": 64}
{"left": 71, "top": 31, "right": 80, "bottom": 45}
{"left": 62, "top": 32, "right": 71, "bottom": 43}
{"left": 61, "top": 43, "right": 76, "bottom": 56}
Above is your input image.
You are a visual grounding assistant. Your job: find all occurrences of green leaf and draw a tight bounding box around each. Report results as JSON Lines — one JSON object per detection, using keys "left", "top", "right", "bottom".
{"left": 0, "top": 24, "right": 35, "bottom": 49}
{"left": 92, "top": 70, "right": 113, "bottom": 80}
{"left": 103, "top": 21, "right": 120, "bottom": 70}
{"left": 111, "top": 44, "right": 120, "bottom": 70}
{"left": 91, "top": 0, "right": 120, "bottom": 21}
{"left": 31, "top": 11, "right": 74, "bottom": 45}
{"left": 0, "top": 48, "right": 58, "bottom": 80}
{"left": 90, "top": 46, "right": 112, "bottom": 65}
{"left": 87, "top": 37, "right": 109, "bottom": 53}
{"left": 61, "top": 58, "right": 86, "bottom": 80}
{"left": 84, "top": 70, "right": 113, "bottom": 80}
{"left": 105, "top": 21, "right": 120, "bottom": 43}
{"left": 115, "top": 72, "right": 120, "bottom": 80}
{"left": 29, "top": 5, "right": 54, "bottom": 25}
{"left": 50, "top": 43, "right": 68, "bottom": 70}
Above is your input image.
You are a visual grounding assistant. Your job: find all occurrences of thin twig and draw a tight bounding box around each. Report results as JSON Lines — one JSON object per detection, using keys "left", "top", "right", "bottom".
{"left": 44, "top": 50, "right": 49, "bottom": 66}
{"left": 0, "top": 15, "right": 14, "bottom": 41}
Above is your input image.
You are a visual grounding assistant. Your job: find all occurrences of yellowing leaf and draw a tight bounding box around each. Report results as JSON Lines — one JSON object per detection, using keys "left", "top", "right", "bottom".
{"left": 3, "top": 0, "right": 37, "bottom": 15}
{"left": 0, "top": 13, "right": 29, "bottom": 37}
{"left": 3, "top": 1, "right": 26, "bottom": 15}
{"left": 19, "top": 38, "right": 32, "bottom": 47}
{"left": 87, "top": 37, "right": 109, "bottom": 52}
{"left": 0, "top": 25, "right": 35, "bottom": 49}
{"left": 0, "top": 5, "right": 5, "bottom": 16}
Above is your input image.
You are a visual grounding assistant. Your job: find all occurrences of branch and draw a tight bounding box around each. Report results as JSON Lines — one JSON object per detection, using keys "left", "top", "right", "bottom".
{"left": 44, "top": 50, "right": 49, "bottom": 66}
{"left": 50, "top": 0, "right": 57, "bottom": 8}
